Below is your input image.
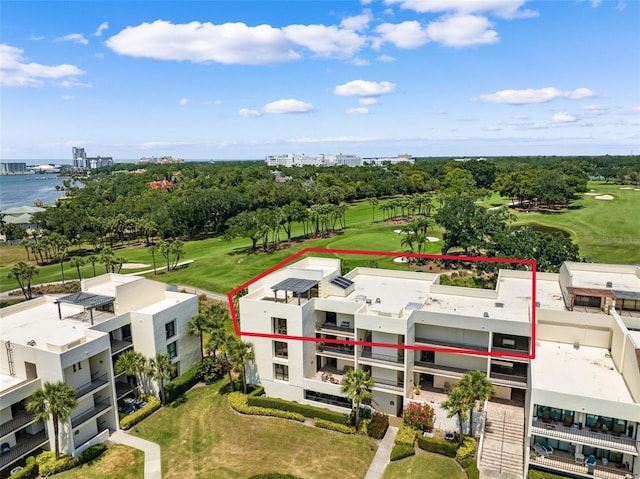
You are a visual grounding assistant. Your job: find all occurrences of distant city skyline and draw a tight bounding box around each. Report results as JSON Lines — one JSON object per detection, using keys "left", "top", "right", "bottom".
{"left": 1, "top": 0, "right": 639, "bottom": 161}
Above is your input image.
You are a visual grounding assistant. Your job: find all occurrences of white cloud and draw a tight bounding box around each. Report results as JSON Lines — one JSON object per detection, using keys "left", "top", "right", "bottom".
{"left": 616, "top": 1, "right": 627, "bottom": 11}
{"left": 483, "top": 125, "right": 502, "bottom": 131}
{"left": 436, "top": 109, "right": 447, "bottom": 114}
{"left": 426, "top": 15, "right": 499, "bottom": 47}
{"left": 289, "top": 135, "right": 375, "bottom": 143}
{"left": 374, "top": 21, "right": 429, "bottom": 49}
{"left": 351, "top": 57, "right": 370, "bottom": 66}
{"left": 361, "top": 0, "right": 373, "bottom": 4}
{"left": 239, "top": 108, "right": 262, "bottom": 117}
{"left": 340, "top": 10, "right": 373, "bottom": 31}
{"left": 106, "top": 19, "right": 368, "bottom": 65}
{"left": 334, "top": 80, "right": 396, "bottom": 96}
{"left": 552, "top": 112, "right": 578, "bottom": 123}
{"left": 581, "top": 104, "right": 609, "bottom": 115}
{"left": 263, "top": 99, "right": 314, "bottom": 114}
{"left": 359, "top": 97, "right": 378, "bottom": 105}
{"left": 55, "top": 33, "right": 89, "bottom": 45}
{"left": 93, "top": 22, "right": 109, "bottom": 37}
{"left": 61, "top": 95, "right": 74, "bottom": 101}
{"left": 0, "top": 44, "right": 85, "bottom": 87}
{"left": 384, "top": 0, "right": 538, "bottom": 19}
{"left": 180, "top": 98, "right": 189, "bottom": 105}
{"left": 59, "top": 79, "right": 91, "bottom": 88}
{"left": 632, "top": 106, "right": 640, "bottom": 112}
{"left": 590, "top": 0, "right": 602, "bottom": 6}
{"left": 346, "top": 107, "right": 369, "bottom": 115}
{"left": 377, "top": 54, "right": 396, "bottom": 62}
{"left": 477, "top": 87, "right": 596, "bottom": 104}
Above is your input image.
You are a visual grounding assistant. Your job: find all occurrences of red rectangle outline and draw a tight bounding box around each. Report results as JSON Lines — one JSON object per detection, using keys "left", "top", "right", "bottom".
{"left": 227, "top": 248, "right": 537, "bottom": 360}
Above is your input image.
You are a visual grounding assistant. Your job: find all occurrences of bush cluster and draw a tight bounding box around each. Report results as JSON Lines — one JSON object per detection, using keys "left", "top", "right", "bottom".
{"left": 456, "top": 437, "right": 476, "bottom": 463}
{"left": 165, "top": 363, "right": 200, "bottom": 402}
{"left": 197, "top": 356, "right": 230, "bottom": 385}
{"left": 247, "top": 385, "right": 265, "bottom": 397}
{"left": 349, "top": 406, "right": 372, "bottom": 426}
{"left": 402, "top": 401, "right": 435, "bottom": 431}
{"left": 417, "top": 435, "right": 458, "bottom": 457}
{"left": 78, "top": 443, "right": 108, "bottom": 464}
{"left": 394, "top": 425, "right": 419, "bottom": 447}
{"left": 366, "top": 412, "right": 389, "bottom": 439}
{"left": 120, "top": 395, "right": 161, "bottom": 430}
{"left": 528, "top": 470, "right": 572, "bottom": 479}
{"left": 390, "top": 444, "right": 415, "bottom": 462}
{"left": 247, "top": 396, "right": 348, "bottom": 425}
{"left": 36, "top": 451, "right": 80, "bottom": 476}
{"left": 229, "top": 392, "right": 305, "bottom": 422}
{"left": 313, "top": 418, "right": 354, "bottom": 434}
{"left": 10, "top": 457, "right": 37, "bottom": 479}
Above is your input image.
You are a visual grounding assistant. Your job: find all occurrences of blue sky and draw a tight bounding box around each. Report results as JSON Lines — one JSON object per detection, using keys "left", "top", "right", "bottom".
{"left": 1, "top": 0, "right": 639, "bottom": 161}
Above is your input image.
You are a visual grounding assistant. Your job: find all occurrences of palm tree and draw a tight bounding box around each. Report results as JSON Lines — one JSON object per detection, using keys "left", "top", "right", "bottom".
{"left": 441, "top": 386, "right": 470, "bottom": 445}
{"left": 69, "top": 256, "right": 85, "bottom": 281}
{"left": 8, "top": 261, "right": 39, "bottom": 300}
{"left": 27, "top": 381, "right": 78, "bottom": 460}
{"left": 229, "top": 339, "right": 255, "bottom": 393}
{"left": 458, "top": 370, "right": 495, "bottom": 436}
{"left": 369, "top": 197, "right": 379, "bottom": 223}
{"left": 340, "top": 368, "right": 374, "bottom": 429}
{"left": 87, "top": 254, "right": 98, "bottom": 276}
{"left": 187, "top": 312, "right": 213, "bottom": 358}
{"left": 56, "top": 251, "right": 67, "bottom": 284}
{"left": 149, "top": 244, "right": 157, "bottom": 275}
{"left": 148, "top": 353, "right": 174, "bottom": 405}
{"left": 115, "top": 350, "right": 147, "bottom": 398}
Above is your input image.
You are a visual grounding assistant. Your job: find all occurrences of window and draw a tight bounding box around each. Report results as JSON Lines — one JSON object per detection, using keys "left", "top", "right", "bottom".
{"left": 274, "top": 364, "right": 289, "bottom": 381}
{"left": 273, "top": 317, "right": 287, "bottom": 335}
{"left": 165, "top": 320, "right": 176, "bottom": 339}
{"left": 170, "top": 362, "right": 179, "bottom": 380}
{"left": 122, "top": 324, "right": 132, "bottom": 341}
{"left": 574, "top": 295, "right": 601, "bottom": 308}
{"left": 167, "top": 341, "right": 178, "bottom": 359}
{"left": 274, "top": 341, "right": 288, "bottom": 359}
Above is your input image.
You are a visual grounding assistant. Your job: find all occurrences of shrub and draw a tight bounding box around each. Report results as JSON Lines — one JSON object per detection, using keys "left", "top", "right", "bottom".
{"left": 120, "top": 395, "right": 161, "bottom": 430}
{"left": 229, "top": 392, "right": 305, "bottom": 422}
{"left": 313, "top": 418, "right": 354, "bottom": 434}
{"left": 248, "top": 385, "right": 265, "bottom": 397}
{"left": 366, "top": 412, "right": 389, "bottom": 439}
{"left": 456, "top": 436, "right": 476, "bottom": 463}
{"left": 464, "top": 462, "right": 480, "bottom": 479}
{"left": 349, "top": 405, "right": 372, "bottom": 426}
{"left": 395, "top": 425, "right": 419, "bottom": 447}
{"left": 390, "top": 444, "right": 415, "bottom": 461}
{"left": 165, "top": 363, "right": 200, "bottom": 402}
{"left": 417, "top": 435, "right": 457, "bottom": 457}
{"left": 197, "top": 356, "right": 230, "bottom": 385}
{"left": 78, "top": 443, "right": 108, "bottom": 464}
{"left": 528, "top": 471, "right": 573, "bottom": 479}
{"left": 36, "top": 451, "right": 79, "bottom": 476}
{"left": 10, "top": 457, "right": 37, "bottom": 479}
{"left": 402, "top": 401, "right": 435, "bottom": 431}
{"left": 247, "top": 396, "right": 349, "bottom": 425}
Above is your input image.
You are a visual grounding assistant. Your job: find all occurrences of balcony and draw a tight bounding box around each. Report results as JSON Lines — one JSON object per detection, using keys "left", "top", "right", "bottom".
{"left": 71, "top": 402, "right": 111, "bottom": 429}
{"left": 317, "top": 344, "right": 355, "bottom": 360}
{"left": 414, "top": 359, "right": 471, "bottom": 379}
{"left": 316, "top": 322, "right": 354, "bottom": 336}
{"left": 371, "top": 377, "right": 404, "bottom": 393}
{"left": 110, "top": 338, "right": 133, "bottom": 355}
{"left": 75, "top": 373, "right": 110, "bottom": 399}
{"left": 360, "top": 347, "right": 404, "bottom": 367}
{"left": 415, "top": 337, "right": 489, "bottom": 353}
{"left": 531, "top": 420, "right": 639, "bottom": 455}
{"left": 489, "top": 372, "right": 528, "bottom": 388}
{"left": 0, "top": 431, "right": 48, "bottom": 470}
{"left": 0, "top": 410, "right": 35, "bottom": 439}
{"left": 531, "top": 450, "right": 635, "bottom": 479}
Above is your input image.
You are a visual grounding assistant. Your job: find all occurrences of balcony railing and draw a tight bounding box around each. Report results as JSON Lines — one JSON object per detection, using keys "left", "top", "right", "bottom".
{"left": 531, "top": 420, "right": 639, "bottom": 455}
{"left": 318, "top": 344, "right": 355, "bottom": 359}
{"left": 0, "top": 410, "right": 35, "bottom": 438}
{"left": 0, "top": 431, "right": 48, "bottom": 469}
{"left": 360, "top": 347, "right": 404, "bottom": 365}
{"left": 414, "top": 360, "right": 472, "bottom": 378}
{"left": 110, "top": 338, "right": 133, "bottom": 355}
{"left": 316, "top": 322, "right": 354, "bottom": 335}
{"left": 71, "top": 401, "right": 111, "bottom": 429}
{"left": 490, "top": 372, "right": 527, "bottom": 387}
{"left": 415, "top": 337, "right": 489, "bottom": 352}
{"left": 372, "top": 377, "right": 404, "bottom": 392}
{"left": 531, "top": 450, "right": 634, "bottom": 479}
{"left": 75, "top": 373, "right": 110, "bottom": 399}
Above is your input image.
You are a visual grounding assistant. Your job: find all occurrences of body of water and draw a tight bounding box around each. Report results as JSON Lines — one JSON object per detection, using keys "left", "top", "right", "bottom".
{"left": 0, "top": 174, "right": 68, "bottom": 210}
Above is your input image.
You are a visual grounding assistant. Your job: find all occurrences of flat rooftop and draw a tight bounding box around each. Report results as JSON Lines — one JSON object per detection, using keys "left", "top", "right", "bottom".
{"left": 533, "top": 340, "right": 635, "bottom": 404}
{"left": 569, "top": 269, "right": 640, "bottom": 293}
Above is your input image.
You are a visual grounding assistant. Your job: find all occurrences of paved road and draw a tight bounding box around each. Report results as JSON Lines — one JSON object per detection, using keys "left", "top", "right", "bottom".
{"left": 109, "top": 430, "right": 161, "bottom": 479}
{"left": 364, "top": 426, "right": 399, "bottom": 479}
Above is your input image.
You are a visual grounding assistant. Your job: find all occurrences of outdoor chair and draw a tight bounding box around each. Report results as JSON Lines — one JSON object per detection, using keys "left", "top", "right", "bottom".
{"left": 590, "top": 421, "right": 601, "bottom": 432}
{"left": 542, "top": 410, "right": 552, "bottom": 423}
{"left": 541, "top": 441, "right": 554, "bottom": 455}
{"left": 1, "top": 443, "right": 10, "bottom": 454}
{"left": 563, "top": 414, "right": 574, "bottom": 427}
{"left": 612, "top": 423, "right": 622, "bottom": 437}
{"left": 534, "top": 443, "right": 551, "bottom": 458}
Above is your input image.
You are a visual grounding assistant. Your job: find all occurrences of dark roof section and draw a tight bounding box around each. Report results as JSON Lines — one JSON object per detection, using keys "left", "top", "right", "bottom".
{"left": 271, "top": 278, "right": 319, "bottom": 294}
{"left": 613, "top": 290, "right": 640, "bottom": 301}
{"left": 405, "top": 302, "right": 422, "bottom": 310}
{"left": 56, "top": 292, "right": 115, "bottom": 309}
{"left": 330, "top": 276, "right": 354, "bottom": 290}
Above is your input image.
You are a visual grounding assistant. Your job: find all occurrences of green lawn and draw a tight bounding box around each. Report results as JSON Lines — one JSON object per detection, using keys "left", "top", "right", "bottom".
{"left": 2, "top": 182, "right": 638, "bottom": 294}
{"left": 129, "top": 381, "right": 377, "bottom": 479}
{"left": 55, "top": 444, "right": 144, "bottom": 479}
{"left": 382, "top": 452, "right": 467, "bottom": 479}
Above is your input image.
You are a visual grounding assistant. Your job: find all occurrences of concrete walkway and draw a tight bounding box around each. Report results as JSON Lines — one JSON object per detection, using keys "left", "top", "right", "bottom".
{"left": 109, "top": 430, "right": 161, "bottom": 479}
{"left": 364, "top": 426, "right": 399, "bottom": 479}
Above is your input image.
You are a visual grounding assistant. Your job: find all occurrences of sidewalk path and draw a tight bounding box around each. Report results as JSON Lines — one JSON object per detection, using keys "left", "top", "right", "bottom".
{"left": 109, "top": 430, "right": 161, "bottom": 479}
{"left": 364, "top": 426, "right": 399, "bottom": 479}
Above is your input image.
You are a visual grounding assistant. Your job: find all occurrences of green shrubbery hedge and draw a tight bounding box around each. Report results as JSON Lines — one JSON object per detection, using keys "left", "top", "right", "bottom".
{"left": 165, "top": 363, "right": 200, "bottom": 402}
{"left": 248, "top": 385, "right": 265, "bottom": 397}
{"left": 390, "top": 444, "right": 416, "bottom": 461}
{"left": 366, "top": 412, "right": 389, "bottom": 439}
{"left": 417, "top": 435, "right": 458, "bottom": 457}
{"left": 247, "top": 396, "right": 349, "bottom": 425}
{"left": 394, "top": 425, "right": 419, "bottom": 447}
{"left": 229, "top": 393, "right": 305, "bottom": 422}
{"left": 78, "top": 443, "right": 108, "bottom": 464}
{"left": 120, "top": 395, "right": 161, "bottom": 430}
{"left": 10, "top": 456, "right": 37, "bottom": 479}
{"left": 313, "top": 418, "right": 354, "bottom": 434}
{"left": 528, "top": 470, "right": 572, "bottom": 479}
{"left": 456, "top": 437, "right": 476, "bottom": 462}
{"left": 36, "top": 451, "right": 80, "bottom": 476}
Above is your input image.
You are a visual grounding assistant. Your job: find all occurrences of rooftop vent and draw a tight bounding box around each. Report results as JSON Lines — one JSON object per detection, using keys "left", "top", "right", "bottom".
{"left": 27, "top": 340, "right": 36, "bottom": 346}
{"left": 375, "top": 297, "right": 381, "bottom": 304}
{"left": 606, "top": 281, "right": 613, "bottom": 288}
{"left": 483, "top": 312, "right": 489, "bottom": 318}
{"left": 535, "top": 301, "right": 541, "bottom": 307}
{"left": 495, "top": 302, "right": 504, "bottom": 308}
{"left": 573, "top": 342, "right": 580, "bottom": 350}
{"left": 366, "top": 299, "right": 372, "bottom": 305}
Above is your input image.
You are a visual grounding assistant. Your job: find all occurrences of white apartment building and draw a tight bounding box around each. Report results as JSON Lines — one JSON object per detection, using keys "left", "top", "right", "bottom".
{"left": 0, "top": 274, "right": 199, "bottom": 474}
{"left": 240, "top": 258, "right": 640, "bottom": 479}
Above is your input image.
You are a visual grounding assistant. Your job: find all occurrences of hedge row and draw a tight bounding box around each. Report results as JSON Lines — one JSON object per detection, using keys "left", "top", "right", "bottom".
{"left": 78, "top": 443, "right": 108, "bottom": 464}
{"left": 313, "top": 418, "right": 354, "bottom": 434}
{"left": 417, "top": 436, "right": 458, "bottom": 457}
{"left": 120, "top": 395, "right": 161, "bottom": 430}
{"left": 229, "top": 393, "right": 305, "bottom": 422}
{"left": 390, "top": 444, "right": 416, "bottom": 462}
{"left": 528, "top": 470, "right": 572, "bottom": 479}
{"left": 165, "top": 362, "right": 200, "bottom": 403}
{"left": 247, "top": 396, "right": 349, "bottom": 425}
{"left": 248, "top": 385, "right": 265, "bottom": 397}
{"left": 366, "top": 412, "right": 389, "bottom": 439}
{"left": 456, "top": 437, "right": 476, "bottom": 462}
{"left": 394, "top": 425, "right": 419, "bottom": 447}
{"left": 36, "top": 451, "right": 80, "bottom": 476}
{"left": 11, "top": 456, "right": 37, "bottom": 479}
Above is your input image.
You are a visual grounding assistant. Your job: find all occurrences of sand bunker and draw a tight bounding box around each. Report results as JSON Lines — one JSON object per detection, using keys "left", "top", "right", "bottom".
{"left": 594, "top": 195, "right": 614, "bottom": 200}
{"left": 394, "top": 229, "right": 414, "bottom": 234}
{"left": 426, "top": 237, "right": 440, "bottom": 242}
{"left": 620, "top": 187, "right": 633, "bottom": 190}
{"left": 393, "top": 257, "right": 409, "bottom": 263}
{"left": 121, "top": 263, "right": 150, "bottom": 269}
{"left": 583, "top": 192, "right": 601, "bottom": 196}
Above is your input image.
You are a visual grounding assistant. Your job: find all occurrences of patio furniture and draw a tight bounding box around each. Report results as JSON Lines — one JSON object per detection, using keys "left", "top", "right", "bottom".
{"left": 444, "top": 382, "right": 451, "bottom": 393}
{"left": 563, "top": 414, "right": 574, "bottom": 427}
{"left": 541, "top": 441, "right": 554, "bottom": 456}
{"left": 534, "top": 443, "right": 551, "bottom": 458}
{"left": 575, "top": 452, "right": 585, "bottom": 465}
{"left": 1, "top": 442, "right": 10, "bottom": 454}
{"left": 601, "top": 458, "right": 608, "bottom": 466}
{"left": 612, "top": 423, "right": 622, "bottom": 437}
{"left": 590, "top": 421, "right": 601, "bottom": 432}
{"left": 542, "top": 410, "right": 553, "bottom": 424}
{"left": 586, "top": 455, "right": 597, "bottom": 466}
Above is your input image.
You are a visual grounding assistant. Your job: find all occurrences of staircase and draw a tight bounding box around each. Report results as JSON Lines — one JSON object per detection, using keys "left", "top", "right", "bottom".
{"left": 479, "top": 403, "right": 525, "bottom": 479}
